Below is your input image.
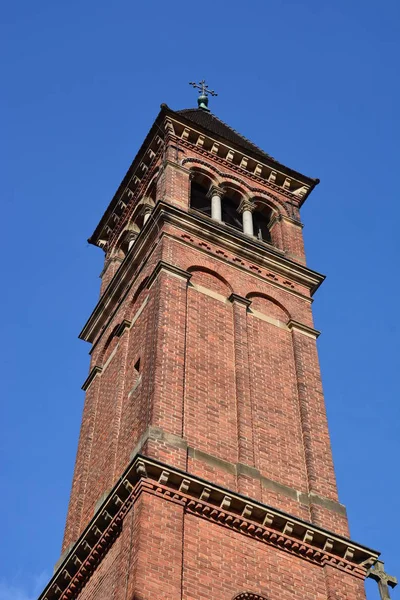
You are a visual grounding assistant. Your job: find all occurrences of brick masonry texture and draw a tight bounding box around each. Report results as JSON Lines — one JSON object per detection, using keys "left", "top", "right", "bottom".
{"left": 65, "top": 491, "right": 365, "bottom": 600}
{"left": 59, "top": 116, "right": 367, "bottom": 600}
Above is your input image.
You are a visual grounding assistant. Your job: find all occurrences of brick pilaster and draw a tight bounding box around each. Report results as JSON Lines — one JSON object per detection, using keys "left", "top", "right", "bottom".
{"left": 229, "top": 293, "right": 260, "bottom": 499}
{"left": 290, "top": 328, "right": 347, "bottom": 533}
{"left": 146, "top": 266, "right": 191, "bottom": 469}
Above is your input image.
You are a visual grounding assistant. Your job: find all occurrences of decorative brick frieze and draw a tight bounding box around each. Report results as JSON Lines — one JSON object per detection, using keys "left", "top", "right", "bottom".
{"left": 43, "top": 455, "right": 379, "bottom": 600}
{"left": 179, "top": 141, "right": 311, "bottom": 206}
{"left": 96, "top": 144, "right": 164, "bottom": 251}
{"left": 182, "top": 156, "right": 293, "bottom": 217}
{"left": 233, "top": 594, "right": 268, "bottom": 600}
{"left": 80, "top": 202, "right": 324, "bottom": 344}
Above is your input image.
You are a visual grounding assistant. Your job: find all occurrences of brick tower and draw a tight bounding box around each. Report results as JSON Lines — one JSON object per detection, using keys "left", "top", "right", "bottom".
{"left": 39, "top": 89, "right": 394, "bottom": 600}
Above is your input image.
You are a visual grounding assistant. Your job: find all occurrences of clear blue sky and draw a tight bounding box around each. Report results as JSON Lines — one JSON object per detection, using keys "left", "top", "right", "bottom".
{"left": 1, "top": 1, "right": 399, "bottom": 599}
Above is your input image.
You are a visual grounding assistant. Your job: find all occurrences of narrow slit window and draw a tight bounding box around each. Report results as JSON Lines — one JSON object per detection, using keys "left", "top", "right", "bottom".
{"left": 134, "top": 358, "right": 141, "bottom": 374}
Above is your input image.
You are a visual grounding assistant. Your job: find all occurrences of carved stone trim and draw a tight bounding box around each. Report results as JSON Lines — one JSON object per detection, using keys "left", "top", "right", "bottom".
{"left": 238, "top": 198, "right": 256, "bottom": 214}
{"left": 287, "top": 319, "right": 321, "bottom": 339}
{"left": 81, "top": 366, "right": 103, "bottom": 391}
{"left": 249, "top": 309, "right": 288, "bottom": 331}
{"left": 178, "top": 138, "right": 312, "bottom": 205}
{"left": 114, "top": 320, "right": 132, "bottom": 337}
{"left": 228, "top": 293, "right": 252, "bottom": 308}
{"left": 182, "top": 157, "right": 291, "bottom": 217}
{"left": 146, "top": 260, "right": 192, "bottom": 289}
{"left": 80, "top": 202, "right": 325, "bottom": 345}
{"left": 39, "top": 455, "right": 380, "bottom": 600}
{"left": 269, "top": 213, "right": 304, "bottom": 229}
{"left": 207, "top": 185, "right": 225, "bottom": 199}
{"left": 190, "top": 282, "right": 228, "bottom": 305}
{"left": 234, "top": 594, "right": 268, "bottom": 600}
{"left": 105, "top": 151, "right": 163, "bottom": 249}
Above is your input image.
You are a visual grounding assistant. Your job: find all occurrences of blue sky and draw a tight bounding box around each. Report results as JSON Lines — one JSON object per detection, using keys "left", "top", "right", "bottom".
{"left": 1, "top": 1, "right": 399, "bottom": 599}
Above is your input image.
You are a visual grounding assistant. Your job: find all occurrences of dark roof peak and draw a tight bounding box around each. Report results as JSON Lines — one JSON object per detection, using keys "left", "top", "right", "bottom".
{"left": 176, "top": 108, "right": 275, "bottom": 162}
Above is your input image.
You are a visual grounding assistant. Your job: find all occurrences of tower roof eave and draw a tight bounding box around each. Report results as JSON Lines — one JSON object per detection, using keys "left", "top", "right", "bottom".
{"left": 175, "top": 107, "right": 319, "bottom": 191}
{"left": 88, "top": 103, "right": 320, "bottom": 248}
{"left": 87, "top": 105, "right": 167, "bottom": 247}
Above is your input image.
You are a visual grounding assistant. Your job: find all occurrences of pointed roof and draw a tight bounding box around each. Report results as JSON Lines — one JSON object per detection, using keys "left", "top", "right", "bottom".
{"left": 177, "top": 108, "right": 276, "bottom": 162}
{"left": 88, "top": 103, "right": 319, "bottom": 247}
{"left": 174, "top": 107, "right": 318, "bottom": 185}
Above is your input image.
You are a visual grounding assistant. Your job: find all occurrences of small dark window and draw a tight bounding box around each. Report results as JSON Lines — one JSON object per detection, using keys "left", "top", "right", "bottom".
{"left": 134, "top": 358, "right": 141, "bottom": 373}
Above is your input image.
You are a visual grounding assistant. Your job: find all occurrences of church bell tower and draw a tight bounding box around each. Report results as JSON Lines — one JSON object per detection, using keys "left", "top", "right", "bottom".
{"left": 39, "top": 84, "right": 395, "bottom": 600}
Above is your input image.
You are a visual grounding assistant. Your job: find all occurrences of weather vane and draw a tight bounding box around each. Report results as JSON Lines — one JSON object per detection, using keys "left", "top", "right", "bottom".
{"left": 189, "top": 80, "right": 218, "bottom": 112}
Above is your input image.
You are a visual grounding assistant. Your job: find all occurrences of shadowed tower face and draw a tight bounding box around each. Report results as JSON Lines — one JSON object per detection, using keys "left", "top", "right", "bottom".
{"left": 39, "top": 92, "right": 386, "bottom": 600}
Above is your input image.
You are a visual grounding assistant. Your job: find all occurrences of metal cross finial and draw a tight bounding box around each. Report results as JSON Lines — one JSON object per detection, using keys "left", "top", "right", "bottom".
{"left": 189, "top": 80, "right": 218, "bottom": 111}
{"left": 367, "top": 561, "right": 397, "bottom": 600}
{"left": 189, "top": 80, "right": 218, "bottom": 97}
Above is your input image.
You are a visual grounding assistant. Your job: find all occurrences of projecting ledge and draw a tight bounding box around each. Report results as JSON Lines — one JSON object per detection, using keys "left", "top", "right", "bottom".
{"left": 39, "top": 453, "right": 380, "bottom": 600}
{"left": 287, "top": 319, "right": 320, "bottom": 339}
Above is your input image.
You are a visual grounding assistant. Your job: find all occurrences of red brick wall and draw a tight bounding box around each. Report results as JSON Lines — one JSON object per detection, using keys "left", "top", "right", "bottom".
{"left": 72, "top": 491, "right": 364, "bottom": 600}
{"left": 62, "top": 130, "right": 356, "bottom": 600}
{"left": 184, "top": 273, "right": 237, "bottom": 464}
{"left": 247, "top": 311, "right": 308, "bottom": 492}
{"left": 64, "top": 221, "right": 348, "bottom": 550}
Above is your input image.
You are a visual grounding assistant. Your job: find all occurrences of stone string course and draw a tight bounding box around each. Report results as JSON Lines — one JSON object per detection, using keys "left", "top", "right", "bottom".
{"left": 41, "top": 456, "right": 379, "bottom": 600}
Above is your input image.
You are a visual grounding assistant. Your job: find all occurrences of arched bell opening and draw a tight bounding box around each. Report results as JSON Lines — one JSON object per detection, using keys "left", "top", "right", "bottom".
{"left": 221, "top": 187, "right": 243, "bottom": 231}
{"left": 116, "top": 222, "right": 140, "bottom": 257}
{"left": 253, "top": 202, "right": 274, "bottom": 244}
{"left": 190, "top": 172, "right": 214, "bottom": 216}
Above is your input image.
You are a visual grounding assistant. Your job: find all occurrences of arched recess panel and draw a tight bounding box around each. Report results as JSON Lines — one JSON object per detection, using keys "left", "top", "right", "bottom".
{"left": 246, "top": 295, "right": 309, "bottom": 497}
{"left": 247, "top": 293, "right": 288, "bottom": 322}
{"left": 184, "top": 267, "right": 237, "bottom": 477}
{"left": 188, "top": 266, "right": 233, "bottom": 297}
{"left": 129, "top": 276, "right": 149, "bottom": 313}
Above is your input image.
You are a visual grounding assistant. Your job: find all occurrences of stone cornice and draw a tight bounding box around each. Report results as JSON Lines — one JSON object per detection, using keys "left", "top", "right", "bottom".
{"left": 79, "top": 221, "right": 161, "bottom": 345}
{"left": 169, "top": 112, "right": 317, "bottom": 198}
{"left": 147, "top": 260, "right": 192, "bottom": 289}
{"left": 90, "top": 136, "right": 164, "bottom": 249}
{"left": 79, "top": 202, "right": 325, "bottom": 345}
{"left": 229, "top": 293, "right": 252, "bottom": 308}
{"left": 270, "top": 213, "right": 304, "bottom": 229}
{"left": 113, "top": 319, "right": 132, "bottom": 337}
{"left": 287, "top": 319, "right": 321, "bottom": 339}
{"left": 168, "top": 205, "right": 324, "bottom": 292}
{"left": 38, "top": 455, "right": 380, "bottom": 600}
{"left": 106, "top": 157, "right": 162, "bottom": 250}
{"left": 81, "top": 366, "right": 102, "bottom": 391}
